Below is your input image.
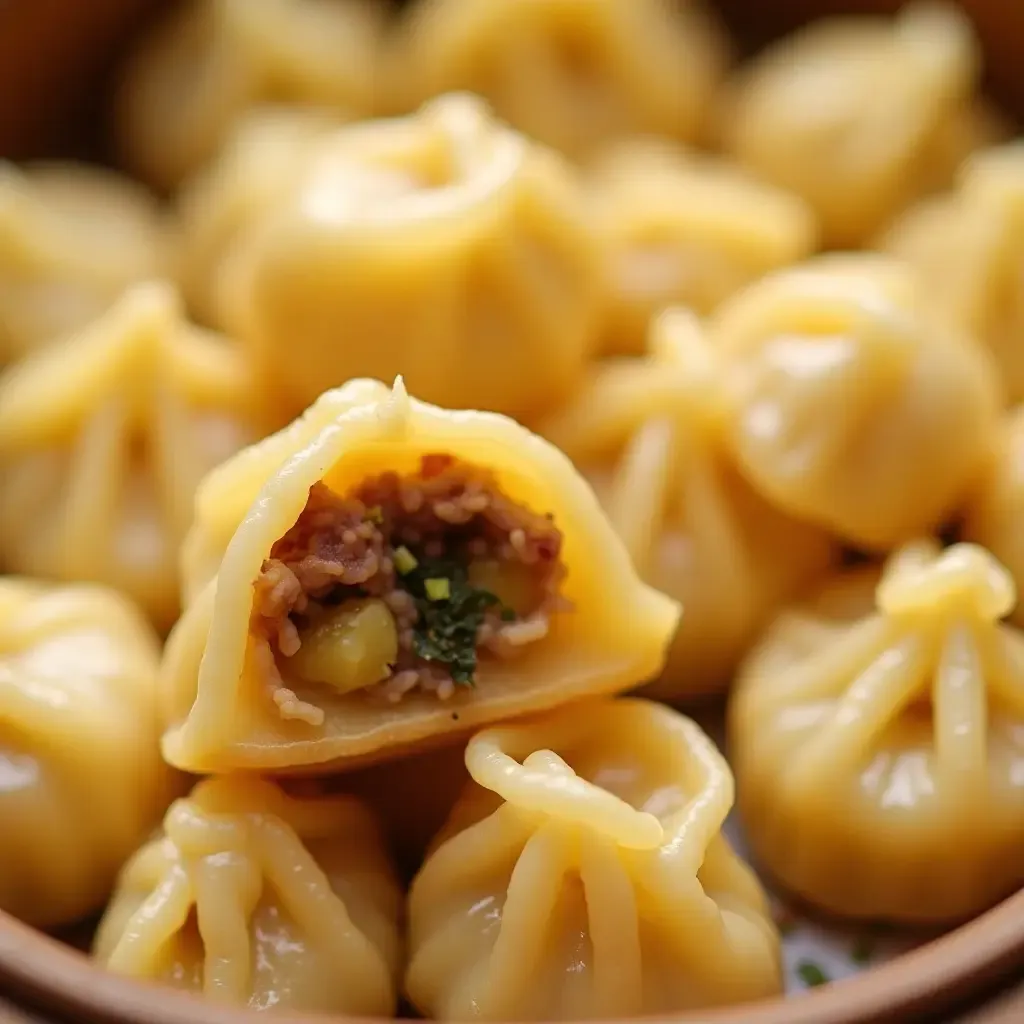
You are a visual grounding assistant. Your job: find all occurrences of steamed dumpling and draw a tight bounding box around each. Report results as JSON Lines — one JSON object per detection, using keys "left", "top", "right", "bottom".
{"left": 161, "top": 377, "right": 680, "bottom": 774}
{"left": 217, "top": 93, "right": 604, "bottom": 421}
{"left": 538, "top": 310, "right": 834, "bottom": 699}
{"left": 0, "top": 579, "right": 173, "bottom": 928}
{"left": 389, "top": 0, "right": 727, "bottom": 158}
{"left": 729, "top": 541, "right": 1024, "bottom": 923}
{"left": 710, "top": 254, "right": 1000, "bottom": 550}
{"left": 113, "top": 0, "right": 381, "bottom": 191}
{"left": 0, "top": 161, "right": 169, "bottom": 362}
{"left": 405, "top": 698, "right": 782, "bottom": 1020}
{"left": 94, "top": 777, "right": 401, "bottom": 1015}
{"left": 0, "top": 281, "right": 268, "bottom": 630}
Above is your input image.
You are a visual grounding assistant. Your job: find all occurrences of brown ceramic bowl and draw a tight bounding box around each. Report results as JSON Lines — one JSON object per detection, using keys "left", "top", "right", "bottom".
{"left": 1, "top": 1, "right": 1024, "bottom": 1022}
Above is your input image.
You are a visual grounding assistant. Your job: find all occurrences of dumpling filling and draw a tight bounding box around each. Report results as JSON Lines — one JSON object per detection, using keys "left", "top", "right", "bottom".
{"left": 251, "top": 454, "right": 569, "bottom": 711}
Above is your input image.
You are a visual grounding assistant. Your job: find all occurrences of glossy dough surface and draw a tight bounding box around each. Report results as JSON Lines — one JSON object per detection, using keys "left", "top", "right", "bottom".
{"left": 405, "top": 698, "right": 782, "bottom": 1020}
{"left": 218, "top": 93, "right": 604, "bottom": 421}
{"left": 0, "top": 282, "right": 264, "bottom": 630}
{"left": 711, "top": 254, "right": 1001, "bottom": 550}
{"left": 539, "top": 310, "right": 833, "bottom": 698}
{"left": 0, "top": 579, "right": 171, "bottom": 928}
{"left": 729, "top": 541, "right": 1024, "bottom": 923}
{"left": 162, "top": 378, "right": 680, "bottom": 773}
{"left": 94, "top": 777, "right": 401, "bottom": 1016}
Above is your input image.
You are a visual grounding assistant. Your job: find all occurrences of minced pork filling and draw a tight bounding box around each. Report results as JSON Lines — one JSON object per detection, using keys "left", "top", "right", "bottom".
{"left": 251, "top": 454, "right": 569, "bottom": 716}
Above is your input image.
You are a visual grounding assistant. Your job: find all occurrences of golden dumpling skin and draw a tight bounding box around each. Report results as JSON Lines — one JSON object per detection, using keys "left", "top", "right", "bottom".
{"left": 721, "top": 3, "right": 984, "bottom": 248}
{"left": 0, "top": 162, "right": 169, "bottom": 362}
{"left": 587, "top": 142, "right": 818, "bottom": 356}
{"left": 113, "top": 0, "right": 381, "bottom": 191}
{"left": 729, "top": 541, "right": 1024, "bottom": 924}
{"left": 405, "top": 698, "right": 782, "bottom": 1020}
{"left": 0, "top": 281, "right": 268, "bottom": 631}
{"left": 94, "top": 777, "right": 401, "bottom": 1016}
{"left": 0, "top": 579, "right": 173, "bottom": 928}
{"left": 711, "top": 254, "right": 1001, "bottom": 550}
{"left": 388, "top": 0, "right": 727, "bottom": 159}
{"left": 218, "top": 93, "right": 604, "bottom": 422}
{"left": 162, "top": 377, "right": 680, "bottom": 775}
{"left": 539, "top": 310, "right": 834, "bottom": 699}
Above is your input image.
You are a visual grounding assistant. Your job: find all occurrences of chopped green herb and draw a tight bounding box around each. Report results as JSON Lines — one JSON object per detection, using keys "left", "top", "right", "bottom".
{"left": 500, "top": 607, "right": 517, "bottom": 622}
{"left": 850, "top": 936, "right": 875, "bottom": 966}
{"left": 796, "top": 961, "right": 830, "bottom": 988}
{"left": 425, "top": 577, "right": 451, "bottom": 601}
{"left": 366, "top": 505, "right": 384, "bottom": 525}
{"left": 394, "top": 546, "right": 418, "bottom": 575}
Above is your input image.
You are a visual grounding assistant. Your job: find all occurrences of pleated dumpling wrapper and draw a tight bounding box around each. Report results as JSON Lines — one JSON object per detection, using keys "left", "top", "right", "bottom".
{"left": 405, "top": 698, "right": 782, "bottom": 1020}
{"left": 94, "top": 776, "right": 401, "bottom": 1016}
{"left": 218, "top": 93, "right": 604, "bottom": 422}
{"left": 720, "top": 3, "right": 989, "bottom": 248}
{"left": 113, "top": 0, "right": 381, "bottom": 191}
{"left": 0, "top": 579, "right": 173, "bottom": 928}
{"left": 884, "top": 143, "right": 1024, "bottom": 405}
{"left": 0, "top": 281, "right": 266, "bottom": 631}
{"left": 388, "top": 0, "right": 728, "bottom": 159}
{"left": 710, "top": 254, "right": 1001, "bottom": 550}
{"left": 730, "top": 540, "right": 1024, "bottom": 923}
{"left": 538, "top": 309, "right": 834, "bottom": 699}
{"left": 0, "top": 161, "right": 169, "bottom": 362}
{"left": 587, "top": 141, "right": 818, "bottom": 357}
{"left": 162, "top": 378, "right": 681, "bottom": 774}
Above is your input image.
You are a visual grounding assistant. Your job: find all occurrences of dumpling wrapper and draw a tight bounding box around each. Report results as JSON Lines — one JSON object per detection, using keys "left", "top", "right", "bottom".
{"left": 729, "top": 540, "right": 1024, "bottom": 923}
{"left": 710, "top": 253, "right": 1001, "bottom": 550}
{"left": 0, "top": 578, "right": 175, "bottom": 928}
{"left": 162, "top": 377, "right": 681, "bottom": 774}
{"left": 94, "top": 776, "right": 401, "bottom": 1016}
{"left": 405, "top": 697, "right": 782, "bottom": 1020}
{"left": 0, "top": 281, "right": 267, "bottom": 630}
{"left": 538, "top": 309, "right": 835, "bottom": 699}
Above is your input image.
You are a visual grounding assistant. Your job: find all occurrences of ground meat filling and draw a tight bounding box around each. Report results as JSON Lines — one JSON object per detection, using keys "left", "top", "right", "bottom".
{"left": 251, "top": 454, "right": 569, "bottom": 709}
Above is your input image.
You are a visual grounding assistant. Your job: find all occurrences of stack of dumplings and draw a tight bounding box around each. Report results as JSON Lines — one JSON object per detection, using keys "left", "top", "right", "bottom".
{"left": 0, "top": 0, "right": 1021, "bottom": 1020}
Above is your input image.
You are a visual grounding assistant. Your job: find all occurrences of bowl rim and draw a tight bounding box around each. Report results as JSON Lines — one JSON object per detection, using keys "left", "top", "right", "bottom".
{"left": 0, "top": 886, "right": 1023, "bottom": 1024}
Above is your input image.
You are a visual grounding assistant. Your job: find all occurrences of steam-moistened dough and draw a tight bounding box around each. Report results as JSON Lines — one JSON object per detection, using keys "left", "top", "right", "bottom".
{"left": 0, "top": 162, "right": 169, "bottom": 362}
{"left": 0, "top": 579, "right": 172, "bottom": 928}
{"left": 538, "top": 310, "right": 834, "bottom": 698}
{"left": 174, "top": 105, "right": 341, "bottom": 327}
{"left": 729, "top": 541, "right": 1024, "bottom": 923}
{"left": 0, "top": 282, "right": 266, "bottom": 630}
{"left": 94, "top": 777, "right": 401, "bottom": 1016}
{"left": 721, "top": 3, "right": 985, "bottom": 247}
{"left": 884, "top": 143, "right": 1024, "bottom": 404}
{"left": 389, "top": 0, "right": 727, "bottom": 158}
{"left": 587, "top": 142, "right": 818, "bottom": 356}
{"left": 405, "top": 698, "right": 782, "bottom": 1020}
{"left": 710, "top": 254, "right": 1000, "bottom": 550}
{"left": 113, "top": 0, "right": 381, "bottom": 190}
{"left": 161, "top": 378, "right": 680, "bottom": 774}
{"left": 218, "top": 93, "right": 604, "bottom": 421}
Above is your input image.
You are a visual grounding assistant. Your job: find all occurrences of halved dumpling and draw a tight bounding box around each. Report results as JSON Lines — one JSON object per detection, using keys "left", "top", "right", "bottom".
{"left": 162, "top": 378, "right": 681, "bottom": 773}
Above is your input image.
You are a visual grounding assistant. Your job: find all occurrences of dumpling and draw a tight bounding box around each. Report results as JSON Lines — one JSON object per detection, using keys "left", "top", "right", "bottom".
{"left": 161, "top": 377, "right": 680, "bottom": 774}
{"left": 538, "top": 309, "right": 834, "bottom": 699}
{"left": 217, "top": 93, "right": 604, "bottom": 422}
{"left": 721, "top": 3, "right": 985, "bottom": 247}
{"left": 0, "top": 578, "right": 172, "bottom": 928}
{"left": 405, "top": 697, "right": 782, "bottom": 1020}
{"left": 0, "top": 161, "right": 169, "bottom": 362}
{"left": 94, "top": 776, "right": 401, "bottom": 1015}
{"left": 174, "top": 105, "right": 342, "bottom": 328}
{"left": 113, "top": 0, "right": 381, "bottom": 191}
{"left": 388, "top": 0, "right": 728, "bottom": 159}
{"left": 0, "top": 281, "right": 267, "bottom": 631}
{"left": 729, "top": 540, "right": 1024, "bottom": 923}
{"left": 710, "top": 254, "right": 1001, "bottom": 550}
{"left": 586, "top": 141, "right": 818, "bottom": 356}
{"left": 884, "top": 143, "right": 1024, "bottom": 404}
